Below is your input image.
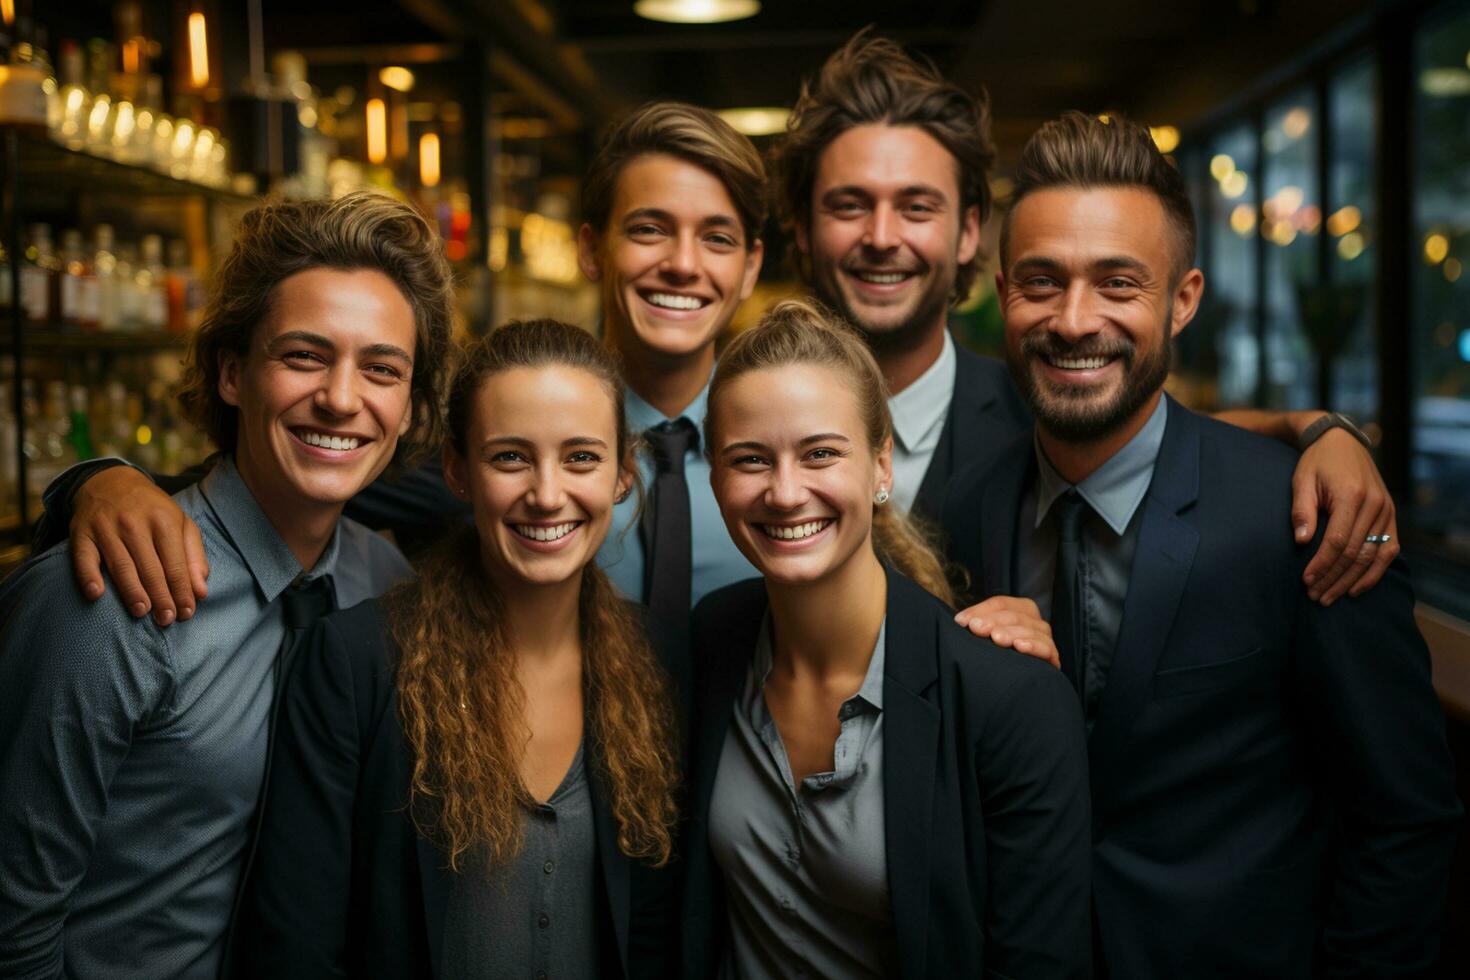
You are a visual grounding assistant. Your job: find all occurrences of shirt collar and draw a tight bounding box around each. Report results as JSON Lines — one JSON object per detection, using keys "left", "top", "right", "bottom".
{"left": 199, "top": 455, "right": 342, "bottom": 603}
{"left": 752, "top": 612, "right": 887, "bottom": 712}
{"left": 1033, "top": 396, "right": 1168, "bottom": 536}
{"left": 623, "top": 367, "right": 715, "bottom": 434}
{"left": 888, "top": 331, "right": 957, "bottom": 453}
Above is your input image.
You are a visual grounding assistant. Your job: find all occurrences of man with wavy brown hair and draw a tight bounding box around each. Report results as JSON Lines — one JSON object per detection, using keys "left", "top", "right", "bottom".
{"left": 775, "top": 31, "right": 1403, "bottom": 616}
{"left": 0, "top": 192, "right": 453, "bottom": 979}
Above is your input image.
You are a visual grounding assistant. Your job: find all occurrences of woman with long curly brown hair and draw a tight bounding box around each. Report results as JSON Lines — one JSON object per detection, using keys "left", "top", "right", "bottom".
{"left": 238, "top": 320, "right": 680, "bottom": 980}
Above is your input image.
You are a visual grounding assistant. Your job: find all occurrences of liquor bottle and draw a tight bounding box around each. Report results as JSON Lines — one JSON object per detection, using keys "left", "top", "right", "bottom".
{"left": 0, "top": 18, "right": 51, "bottom": 135}
{"left": 0, "top": 240, "right": 11, "bottom": 311}
{"left": 67, "top": 385, "right": 95, "bottom": 461}
{"left": 60, "top": 230, "right": 101, "bottom": 332}
{"left": 52, "top": 40, "right": 90, "bottom": 150}
{"left": 165, "top": 239, "right": 201, "bottom": 334}
{"left": 93, "top": 225, "right": 120, "bottom": 331}
{"left": 139, "top": 235, "right": 168, "bottom": 331}
{"left": 21, "top": 224, "right": 58, "bottom": 326}
{"left": 114, "top": 242, "right": 141, "bottom": 331}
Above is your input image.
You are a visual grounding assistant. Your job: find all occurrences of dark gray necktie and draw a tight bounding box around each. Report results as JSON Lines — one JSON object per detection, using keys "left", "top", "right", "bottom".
{"left": 643, "top": 418, "right": 699, "bottom": 624}
{"left": 224, "top": 574, "right": 336, "bottom": 968}
{"left": 1051, "top": 491, "right": 1090, "bottom": 701}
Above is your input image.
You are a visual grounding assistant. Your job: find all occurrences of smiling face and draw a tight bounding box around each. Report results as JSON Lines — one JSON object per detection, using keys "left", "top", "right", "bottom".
{"left": 709, "top": 363, "right": 892, "bottom": 587}
{"left": 579, "top": 153, "right": 763, "bottom": 369}
{"left": 999, "top": 186, "right": 1204, "bottom": 444}
{"left": 444, "top": 365, "right": 633, "bottom": 593}
{"left": 799, "top": 124, "right": 979, "bottom": 348}
{"left": 219, "top": 266, "right": 416, "bottom": 525}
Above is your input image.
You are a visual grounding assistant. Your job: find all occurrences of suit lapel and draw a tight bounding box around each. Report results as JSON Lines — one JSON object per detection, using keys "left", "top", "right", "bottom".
{"left": 974, "top": 442, "right": 1030, "bottom": 598}
{"left": 881, "top": 570, "right": 942, "bottom": 980}
{"left": 1087, "top": 399, "right": 1201, "bottom": 805}
{"left": 912, "top": 346, "right": 1000, "bottom": 521}
{"left": 587, "top": 738, "right": 631, "bottom": 972}
{"left": 415, "top": 827, "right": 452, "bottom": 980}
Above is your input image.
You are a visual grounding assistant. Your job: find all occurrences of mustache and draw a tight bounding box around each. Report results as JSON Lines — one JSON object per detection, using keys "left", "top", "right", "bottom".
{"left": 1019, "top": 332, "right": 1134, "bottom": 362}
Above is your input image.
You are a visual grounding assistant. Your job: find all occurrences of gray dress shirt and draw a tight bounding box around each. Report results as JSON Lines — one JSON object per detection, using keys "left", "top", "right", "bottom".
{"left": 708, "top": 617, "right": 897, "bottom": 980}
{"left": 1017, "top": 397, "right": 1168, "bottom": 731}
{"left": 443, "top": 741, "right": 598, "bottom": 980}
{"left": 596, "top": 372, "right": 757, "bottom": 609}
{"left": 0, "top": 455, "right": 412, "bottom": 979}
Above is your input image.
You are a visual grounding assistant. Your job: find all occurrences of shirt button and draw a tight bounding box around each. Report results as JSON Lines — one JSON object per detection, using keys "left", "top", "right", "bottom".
{"left": 543, "top": 860, "right": 555, "bottom": 875}
{"left": 538, "top": 913, "right": 550, "bottom": 928}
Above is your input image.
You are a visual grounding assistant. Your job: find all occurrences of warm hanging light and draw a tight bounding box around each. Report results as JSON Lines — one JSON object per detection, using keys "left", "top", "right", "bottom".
{"left": 1, "top": 0, "right": 14, "bottom": 27}
{"left": 717, "top": 107, "right": 789, "bottom": 136}
{"left": 379, "top": 66, "right": 415, "bottom": 93}
{"left": 366, "top": 98, "right": 387, "bottom": 164}
{"left": 633, "top": 0, "right": 760, "bottom": 25}
{"left": 419, "top": 132, "right": 440, "bottom": 188}
{"left": 188, "top": 12, "right": 210, "bottom": 89}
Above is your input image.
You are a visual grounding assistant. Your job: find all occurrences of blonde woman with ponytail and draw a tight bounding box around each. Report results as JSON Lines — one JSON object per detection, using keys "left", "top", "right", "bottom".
{"left": 239, "top": 320, "right": 679, "bottom": 980}
{"left": 681, "top": 299, "right": 1091, "bottom": 980}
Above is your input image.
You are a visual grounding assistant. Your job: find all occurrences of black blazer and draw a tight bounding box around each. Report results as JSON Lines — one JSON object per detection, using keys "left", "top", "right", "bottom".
{"left": 910, "top": 343, "right": 1031, "bottom": 525}
{"left": 942, "top": 397, "right": 1463, "bottom": 978}
{"left": 680, "top": 567, "right": 1092, "bottom": 980}
{"left": 234, "top": 600, "right": 677, "bottom": 980}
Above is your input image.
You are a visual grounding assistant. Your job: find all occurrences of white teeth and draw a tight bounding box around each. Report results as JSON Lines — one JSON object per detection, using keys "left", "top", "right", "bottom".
{"left": 514, "top": 522, "right": 579, "bottom": 542}
{"left": 300, "top": 431, "right": 361, "bottom": 451}
{"left": 646, "top": 292, "right": 705, "bottom": 310}
{"left": 760, "top": 519, "right": 833, "bottom": 541}
{"left": 1050, "top": 356, "right": 1110, "bottom": 370}
{"left": 855, "top": 271, "right": 907, "bottom": 284}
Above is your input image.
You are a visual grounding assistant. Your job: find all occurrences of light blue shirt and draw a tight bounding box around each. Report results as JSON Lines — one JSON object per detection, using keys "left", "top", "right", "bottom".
{"left": 596, "top": 374, "right": 756, "bottom": 609}
{"left": 888, "top": 330, "right": 958, "bottom": 515}
{"left": 0, "top": 456, "right": 413, "bottom": 979}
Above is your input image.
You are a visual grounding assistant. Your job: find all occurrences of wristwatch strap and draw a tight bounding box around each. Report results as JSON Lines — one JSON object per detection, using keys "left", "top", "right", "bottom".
{"left": 1298, "top": 411, "right": 1373, "bottom": 452}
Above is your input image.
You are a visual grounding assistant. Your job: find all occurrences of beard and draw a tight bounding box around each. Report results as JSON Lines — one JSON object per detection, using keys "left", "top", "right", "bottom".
{"left": 1006, "top": 308, "right": 1172, "bottom": 443}
{"left": 811, "top": 257, "right": 954, "bottom": 356}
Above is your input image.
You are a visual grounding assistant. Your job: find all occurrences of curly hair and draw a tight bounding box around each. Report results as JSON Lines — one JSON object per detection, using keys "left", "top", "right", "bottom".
{"left": 391, "top": 320, "right": 678, "bottom": 871}
{"left": 177, "top": 192, "right": 454, "bottom": 471}
{"left": 771, "top": 29, "right": 997, "bottom": 303}
{"left": 705, "top": 297, "right": 957, "bottom": 606}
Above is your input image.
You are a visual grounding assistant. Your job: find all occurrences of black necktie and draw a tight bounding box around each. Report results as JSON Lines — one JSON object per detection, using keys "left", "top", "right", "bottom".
{"left": 643, "top": 418, "right": 699, "bottom": 624}
{"left": 224, "top": 574, "right": 336, "bottom": 969}
{"left": 1051, "top": 491, "right": 1090, "bottom": 701}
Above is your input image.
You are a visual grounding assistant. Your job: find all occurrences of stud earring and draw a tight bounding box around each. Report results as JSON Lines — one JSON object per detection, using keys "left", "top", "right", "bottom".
{"left": 874, "top": 487, "right": 890, "bottom": 505}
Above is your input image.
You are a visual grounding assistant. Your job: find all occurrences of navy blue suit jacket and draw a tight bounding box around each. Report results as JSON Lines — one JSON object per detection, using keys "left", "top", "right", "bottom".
{"left": 942, "top": 397, "right": 1462, "bottom": 978}
{"left": 680, "top": 568, "right": 1092, "bottom": 980}
{"left": 910, "top": 344, "right": 1031, "bottom": 525}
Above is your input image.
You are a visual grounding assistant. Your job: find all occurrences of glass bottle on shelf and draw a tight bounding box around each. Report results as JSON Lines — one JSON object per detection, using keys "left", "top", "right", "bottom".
{"left": 0, "top": 241, "right": 10, "bottom": 312}
{"left": 165, "top": 239, "right": 200, "bottom": 334}
{"left": 21, "top": 224, "right": 58, "bottom": 327}
{"left": 93, "top": 225, "right": 120, "bottom": 331}
{"left": 52, "top": 40, "right": 90, "bottom": 150}
{"left": 67, "top": 385, "right": 94, "bottom": 461}
{"left": 139, "top": 235, "right": 168, "bottom": 331}
{"left": 60, "top": 229, "right": 100, "bottom": 333}
{"left": 114, "top": 242, "right": 141, "bottom": 331}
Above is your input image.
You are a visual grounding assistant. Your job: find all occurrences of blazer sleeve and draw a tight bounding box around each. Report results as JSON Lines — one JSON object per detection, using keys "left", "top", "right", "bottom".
{"left": 974, "top": 661, "right": 1092, "bottom": 980}
{"left": 1293, "top": 557, "right": 1462, "bottom": 976}
{"left": 30, "top": 458, "right": 203, "bottom": 553}
{"left": 236, "top": 616, "right": 368, "bottom": 980}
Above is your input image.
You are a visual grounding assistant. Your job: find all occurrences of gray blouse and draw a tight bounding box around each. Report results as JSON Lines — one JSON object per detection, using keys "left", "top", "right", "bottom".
{"left": 708, "top": 616, "right": 897, "bottom": 980}
{"left": 442, "top": 741, "right": 599, "bottom": 980}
